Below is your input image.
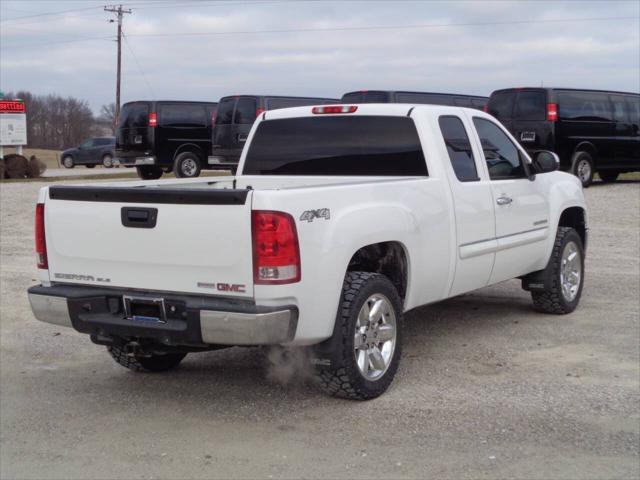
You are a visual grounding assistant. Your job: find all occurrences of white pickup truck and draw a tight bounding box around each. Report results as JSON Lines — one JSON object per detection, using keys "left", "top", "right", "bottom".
{"left": 28, "top": 104, "right": 587, "bottom": 399}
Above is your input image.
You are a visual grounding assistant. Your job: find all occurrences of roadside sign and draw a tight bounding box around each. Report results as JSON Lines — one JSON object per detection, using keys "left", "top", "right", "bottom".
{"left": 0, "top": 100, "right": 27, "bottom": 146}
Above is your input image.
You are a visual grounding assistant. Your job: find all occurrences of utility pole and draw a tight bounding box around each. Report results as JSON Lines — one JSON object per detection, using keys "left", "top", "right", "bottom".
{"left": 105, "top": 5, "right": 132, "bottom": 127}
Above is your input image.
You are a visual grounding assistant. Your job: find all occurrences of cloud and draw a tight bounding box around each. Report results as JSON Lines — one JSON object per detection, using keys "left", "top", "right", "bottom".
{"left": 0, "top": 0, "right": 638, "bottom": 112}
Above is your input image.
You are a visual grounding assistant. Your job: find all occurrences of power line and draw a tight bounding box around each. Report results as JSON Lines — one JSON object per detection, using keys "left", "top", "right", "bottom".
{"left": 0, "top": 35, "right": 115, "bottom": 50}
{"left": 0, "top": 4, "right": 103, "bottom": 23}
{"left": 124, "top": 15, "right": 636, "bottom": 38}
{"left": 122, "top": 30, "right": 157, "bottom": 98}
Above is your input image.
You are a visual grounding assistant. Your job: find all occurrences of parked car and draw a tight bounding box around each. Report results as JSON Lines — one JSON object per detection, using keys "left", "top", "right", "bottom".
{"left": 209, "top": 95, "right": 338, "bottom": 170}
{"left": 341, "top": 90, "right": 488, "bottom": 110}
{"left": 487, "top": 88, "right": 640, "bottom": 186}
{"left": 29, "top": 103, "right": 587, "bottom": 400}
{"left": 115, "top": 100, "right": 218, "bottom": 179}
{"left": 61, "top": 137, "right": 115, "bottom": 168}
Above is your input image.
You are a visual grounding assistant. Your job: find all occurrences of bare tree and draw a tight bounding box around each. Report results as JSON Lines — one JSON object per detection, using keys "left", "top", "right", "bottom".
{"left": 99, "top": 103, "right": 117, "bottom": 134}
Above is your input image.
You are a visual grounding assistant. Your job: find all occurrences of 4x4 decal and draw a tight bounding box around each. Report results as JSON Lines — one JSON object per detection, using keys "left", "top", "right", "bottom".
{"left": 300, "top": 208, "right": 330, "bottom": 223}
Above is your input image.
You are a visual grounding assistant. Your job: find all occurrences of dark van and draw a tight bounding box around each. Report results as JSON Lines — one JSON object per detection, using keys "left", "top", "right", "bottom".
{"left": 209, "top": 95, "right": 338, "bottom": 169}
{"left": 340, "top": 90, "right": 488, "bottom": 110}
{"left": 487, "top": 88, "right": 640, "bottom": 186}
{"left": 116, "top": 100, "right": 218, "bottom": 179}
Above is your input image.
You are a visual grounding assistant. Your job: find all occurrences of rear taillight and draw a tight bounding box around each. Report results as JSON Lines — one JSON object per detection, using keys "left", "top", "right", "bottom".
{"left": 547, "top": 103, "right": 558, "bottom": 122}
{"left": 149, "top": 112, "right": 157, "bottom": 127}
{"left": 483, "top": 105, "right": 489, "bottom": 113}
{"left": 252, "top": 211, "right": 300, "bottom": 284}
{"left": 256, "top": 107, "right": 265, "bottom": 118}
{"left": 35, "top": 203, "right": 47, "bottom": 269}
{"left": 312, "top": 105, "right": 358, "bottom": 114}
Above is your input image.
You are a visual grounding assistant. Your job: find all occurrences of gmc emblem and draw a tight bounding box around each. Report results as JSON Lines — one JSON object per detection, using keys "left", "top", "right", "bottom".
{"left": 216, "top": 283, "right": 246, "bottom": 293}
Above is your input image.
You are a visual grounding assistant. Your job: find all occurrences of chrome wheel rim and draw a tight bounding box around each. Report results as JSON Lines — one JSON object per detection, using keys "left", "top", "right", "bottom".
{"left": 560, "top": 241, "right": 581, "bottom": 302}
{"left": 577, "top": 159, "right": 591, "bottom": 183}
{"left": 353, "top": 293, "right": 397, "bottom": 381}
{"left": 63, "top": 157, "right": 73, "bottom": 168}
{"left": 182, "top": 158, "right": 197, "bottom": 176}
{"left": 103, "top": 155, "right": 112, "bottom": 167}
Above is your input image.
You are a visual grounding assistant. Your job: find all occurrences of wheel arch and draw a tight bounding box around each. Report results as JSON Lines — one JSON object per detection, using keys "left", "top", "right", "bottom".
{"left": 573, "top": 142, "right": 597, "bottom": 161}
{"left": 558, "top": 206, "right": 587, "bottom": 251}
{"left": 173, "top": 143, "right": 205, "bottom": 162}
{"left": 345, "top": 241, "right": 409, "bottom": 301}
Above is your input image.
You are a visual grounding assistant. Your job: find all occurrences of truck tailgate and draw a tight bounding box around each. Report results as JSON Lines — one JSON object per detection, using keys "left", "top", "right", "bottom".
{"left": 44, "top": 185, "right": 254, "bottom": 298}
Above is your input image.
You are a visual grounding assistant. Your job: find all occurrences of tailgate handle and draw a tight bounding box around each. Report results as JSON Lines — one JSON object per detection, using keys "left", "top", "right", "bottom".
{"left": 121, "top": 207, "right": 158, "bottom": 228}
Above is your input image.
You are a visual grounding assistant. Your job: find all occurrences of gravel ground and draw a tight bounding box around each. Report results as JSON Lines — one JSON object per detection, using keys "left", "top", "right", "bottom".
{"left": 1, "top": 177, "right": 638, "bottom": 480}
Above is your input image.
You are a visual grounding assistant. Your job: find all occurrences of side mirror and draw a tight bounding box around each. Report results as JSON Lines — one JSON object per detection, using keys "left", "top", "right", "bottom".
{"left": 532, "top": 150, "right": 559, "bottom": 174}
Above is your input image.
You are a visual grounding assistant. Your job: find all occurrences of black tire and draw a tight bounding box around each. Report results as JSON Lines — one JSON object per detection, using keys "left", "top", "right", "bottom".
{"left": 102, "top": 154, "right": 114, "bottom": 168}
{"left": 314, "top": 271, "right": 403, "bottom": 400}
{"left": 136, "top": 165, "right": 163, "bottom": 180}
{"left": 173, "top": 151, "right": 202, "bottom": 178}
{"left": 599, "top": 170, "right": 619, "bottom": 183}
{"left": 62, "top": 156, "right": 74, "bottom": 169}
{"left": 107, "top": 346, "right": 187, "bottom": 373}
{"left": 532, "top": 227, "right": 585, "bottom": 314}
{"left": 571, "top": 151, "right": 594, "bottom": 187}
{"left": 86, "top": 164, "right": 96, "bottom": 168}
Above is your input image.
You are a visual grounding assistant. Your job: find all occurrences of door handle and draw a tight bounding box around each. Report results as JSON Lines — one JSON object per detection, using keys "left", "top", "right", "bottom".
{"left": 496, "top": 196, "right": 513, "bottom": 206}
{"left": 121, "top": 207, "right": 158, "bottom": 228}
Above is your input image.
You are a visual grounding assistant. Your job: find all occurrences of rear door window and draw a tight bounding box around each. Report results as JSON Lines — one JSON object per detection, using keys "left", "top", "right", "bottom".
{"left": 243, "top": 116, "right": 427, "bottom": 176}
{"left": 488, "top": 91, "right": 515, "bottom": 120}
{"left": 234, "top": 97, "right": 257, "bottom": 124}
{"left": 473, "top": 117, "right": 526, "bottom": 180}
{"left": 159, "top": 104, "right": 206, "bottom": 127}
{"left": 215, "top": 98, "right": 235, "bottom": 125}
{"left": 558, "top": 91, "right": 612, "bottom": 121}
{"left": 341, "top": 92, "right": 389, "bottom": 103}
{"left": 514, "top": 91, "right": 546, "bottom": 120}
{"left": 610, "top": 95, "right": 629, "bottom": 122}
{"left": 119, "top": 103, "right": 149, "bottom": 128}
{"left": 438, "top": 116, "right": 479, "bottom": 182}
{"left": 266, "top": 98, "right": 326, "bottom": 110}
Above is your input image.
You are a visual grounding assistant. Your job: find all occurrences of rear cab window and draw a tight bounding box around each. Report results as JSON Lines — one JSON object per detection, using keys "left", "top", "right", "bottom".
{"left": 243, "top": 116, "right": 427, "bottom": 176}
{"left": 119, "top": 103, "right": 149, "bottom": 128}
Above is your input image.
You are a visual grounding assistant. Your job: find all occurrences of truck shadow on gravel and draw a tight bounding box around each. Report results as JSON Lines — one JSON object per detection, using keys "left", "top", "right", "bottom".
{"left": 84, "top": 284, "right": 538, "bottom": 409}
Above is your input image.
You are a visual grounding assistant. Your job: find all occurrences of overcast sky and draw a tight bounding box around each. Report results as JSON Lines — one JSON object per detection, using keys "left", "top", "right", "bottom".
{"left": 1, "top": 0, "right": 638, "bottom": 113}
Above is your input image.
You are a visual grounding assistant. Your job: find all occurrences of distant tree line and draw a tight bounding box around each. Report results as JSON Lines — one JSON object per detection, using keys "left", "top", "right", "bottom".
{"left": 4, "top": 91, "right": 115, "bottom": 150}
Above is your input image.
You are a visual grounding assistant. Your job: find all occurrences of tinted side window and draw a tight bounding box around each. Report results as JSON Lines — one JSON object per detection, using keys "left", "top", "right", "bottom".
{"left": 439, "top": 116, "right": 478, "bottom": 182}
{"left": 119, "top": 103, "right": 148, "bottom": 128}
{"left": 216, "top": 98, "right": 235, "bottom": 125}
{"left": 471, "top": 98, "right": 488, "bottom": 110}
{"left": 244, "top": 116, "right": 427, "bottom": 176}
{"left": 234, "top": 97, "right": 257, "bottom": 124}
{"left": 627, "top": 96, "right": 640, "bottom": 125}
{"left": 488, "top": 92, "right": 515, "bottom": 120}
{"left": 558, "top": 91, "right": 612, "bottom": 121}
{"left": 159, "top": 104, "right": 206, "bottom": 127}
{"left": 453, "top": 98, "right": 471, "bottom": 107}
{"left": 341, "top": 93, "right": 364, "bottom": 103}
{"left": 610, "top": 96, "right": 629, "bottom": 122}
{"left": 515, "top": 91, "right": 546, "bottom": 120}
{"left": 266, "top": 98, "right": 332, "bottom": 110}
{"left": 473, "top": 117, "right": 526, "bottom": 180}
{"left": 94, "top": 138, "right": 111, "bottom": 146}
{"left": 342, "top": 92, "right": 389, "bottom": 103}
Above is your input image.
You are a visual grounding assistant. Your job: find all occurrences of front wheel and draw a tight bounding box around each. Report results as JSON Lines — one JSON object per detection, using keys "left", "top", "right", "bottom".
{"left": 314, "top": 271, "right": 403, "bottom": 400}
{"left": 62, "top": 156, "right": 74, "bottom": 169}
{"left": 102, "top": 154, "right": 114, "bottom": 168}
{"left": 571, "top": 151, "right": 594, "bottom": 188}
{"left": 532, "top": 227, "right": 585, "bottom": 314}
{"left": 136, "top": 165, "right": 163, "bottom": 180}
{"left": 107, "top": 346, "right": 187, "bottom": 372}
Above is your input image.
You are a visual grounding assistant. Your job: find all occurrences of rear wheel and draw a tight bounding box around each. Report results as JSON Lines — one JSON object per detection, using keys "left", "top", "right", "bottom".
{"left": 314, "top": 272, "right": 403, "bottom": 400}
{"left": 173, "top": 152, "right": 202, "bottom": 178}
{"left": 532, "top": 227, "right": 585, "bottom": 314}
{"left": 62, "top": 156, "right": 74, "bottom": 168}
{"left": 571, "top": 151, "right": 594, "bottom": 187}
{"left": 599, "top": 170, "right": 619, "bottom": 183}
{"left": 102, "top": 154, "right": 114, "bottom": 168}
{"left": 107, "top": 346, "right": 187, "bottom": 372}
{"left": 136, "top": 165, "right": 163, "bottom": 180}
